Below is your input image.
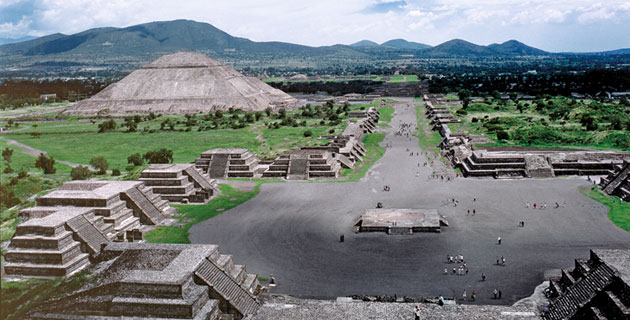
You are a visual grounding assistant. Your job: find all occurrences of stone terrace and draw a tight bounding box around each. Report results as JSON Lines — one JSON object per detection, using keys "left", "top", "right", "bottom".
{"left": 4, "top": 180, "right": 174, "bottom": 277}
{"left": 600, "top": 159, "right": 630, "bottom": 202}
{"left": 28, "top": 243, "right": 262, "bottom": 320}
{"left": 195, "top": 148, "right": 260, "bottom": 179}
{"left": 543, "top": 249, "right": 630, "bottom": 320}
{"left": 140, "top": 163, "right": 219, "bottom": 203}
{"left": 251, "top": 294, "right": 538, "bottom": 320}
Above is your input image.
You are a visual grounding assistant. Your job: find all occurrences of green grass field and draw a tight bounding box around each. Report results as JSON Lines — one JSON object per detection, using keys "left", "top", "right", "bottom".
{"left": 415, "top": 105, "right": 442, "bottom": 153}
{"left": 580, "top": 186, "right": 630, "bottom": 232}
{"left": 145, "top": 183, "right": 261, "bottom": 243}
{"left": 341, "top": 132, "right": 385, "bottom": 182}
{"left": 377, "top": 105, "right": 394, "bottom": 127}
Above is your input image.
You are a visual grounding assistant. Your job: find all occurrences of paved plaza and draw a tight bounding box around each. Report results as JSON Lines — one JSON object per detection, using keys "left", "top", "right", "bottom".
{"left": 190, "top": 98, "right": 630, "bottom": 305}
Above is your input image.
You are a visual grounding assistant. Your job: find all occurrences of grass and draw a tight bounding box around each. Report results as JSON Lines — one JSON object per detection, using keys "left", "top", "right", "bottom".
{"left": 144, "top": 183, "right": 261, "bottom": 244}
{"left": 387, "top": 75, "right": 418, "bottom": 83}
{"left": 377, "top": 105, "right": 394, "bottom": 127}
{"left": 580, "top": 186, "right": 630, "bottom": 232}
{"left": 1, "top": 270, "right": 91, "bottom": 320}
{"left": 340, "top": 132, "right": 385, "bottom": 182}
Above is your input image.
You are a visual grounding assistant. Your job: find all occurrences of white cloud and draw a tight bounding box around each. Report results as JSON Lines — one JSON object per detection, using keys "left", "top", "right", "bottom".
{"left": 0, "top": 0, "right": 628, "bottom": 51}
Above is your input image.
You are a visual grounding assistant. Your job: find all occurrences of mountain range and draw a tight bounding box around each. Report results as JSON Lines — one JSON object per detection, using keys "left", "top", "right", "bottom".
{"left": 0, "top": 19, "right": 628, "bottom": 75}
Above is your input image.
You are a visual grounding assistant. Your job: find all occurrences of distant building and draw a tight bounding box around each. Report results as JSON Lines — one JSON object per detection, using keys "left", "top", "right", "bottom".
{"left": 39, "top": 94, "right": 56, "bottom": 103}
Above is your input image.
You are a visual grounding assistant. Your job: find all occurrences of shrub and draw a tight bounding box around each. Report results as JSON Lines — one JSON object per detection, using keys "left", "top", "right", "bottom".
{"left": 112, "top": 169, "right": 121, "bottom": 176}
{"left": 71, "top": 165, "right": 92, "bottom": 180}
{"left": 496, "top": 130, "right": 510, "bottom": 141}
{"left": 35, "top": 153, "right": 56, "bottom": 174}
{"left": 303, "top": 130, "right": 313, "bottom": 137}
{"left": 127, "top": 153, "right": 143, "bottom": 166}
{"left": 143, "top": 148, "right": 173, "bottom": 164}
{"left": 97, "top": 119, "right": 117, "bottom": 133}
{"left": 90, "top": 156, "right": 109, "bottom": 175}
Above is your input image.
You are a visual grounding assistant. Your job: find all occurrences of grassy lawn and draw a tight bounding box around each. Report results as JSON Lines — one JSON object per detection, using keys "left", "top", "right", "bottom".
{"left": 377, "top": 105, "right": 395, "bottom": 127}
{"left": 1, "top": 270, "right": 91, "bottom": 320}
{"left": 340, "top": 132, "right": 385, "bottom": 181}
{"left": 144, "top": 183, "right": 262, "bottom": 244}
{"left": 580, "top": 186, "right": 630, "bottom": 232}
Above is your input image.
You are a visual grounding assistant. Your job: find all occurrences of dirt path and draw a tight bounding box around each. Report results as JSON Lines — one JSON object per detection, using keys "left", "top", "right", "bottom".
{"left": 0, "top": 136, "right": 95, "bottom": 169}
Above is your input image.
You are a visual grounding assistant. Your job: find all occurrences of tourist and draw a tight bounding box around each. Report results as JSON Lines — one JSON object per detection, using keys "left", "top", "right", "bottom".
{"left": 473, "top": 209, "right": 476, "bottom": 215}
{"left": 466, "top": 268, "right": 469, "bottom": 275}
{"left": 473, "top": 197, "right": 477, "bottom": 202}
{"left": 501, "top": 256, "right": 506, "bottom": 265}
{"left": 493, "top": 289, "right": 498, "bottom": 299}
{"left": 481, "top": 273, "right": 486, "bottom": 281}
{"left": 438, "top": 296, "right": 445, "bottom": 306}
{"left": 414, "top": 306, "right": 421, "bottom": 320}
{"left": 534, "top": 203, "right": 537, "bottom": 209}
{"left": 462, "top": 290, "right": 467, "bottom": 301}
{"left": 452, "top": 267, "right": 456, "bottom": 275}
{"left": 444, "top": 268, "right": 448, "bottom": 275}
{"left": 467, "top": 209, "right": 470, "bottom": 215}
{"left": 496, "top": 257, "right": 500, "bottom": 265}
{"left": 471, "top": 290, "right": 476, "bottom": 301}
{"left": 497, "top": 237, "right": 501, "bottom": 245}
{"left": 499, "top": 290, "right": 502, "bottom": 299}
{"left": 526, "top": 202, "right": 530, "bottom": 208}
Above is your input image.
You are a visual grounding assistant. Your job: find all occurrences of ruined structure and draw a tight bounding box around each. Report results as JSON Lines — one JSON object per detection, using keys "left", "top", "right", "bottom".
{"left": 422, "top": 95, "right": 629, "bottom": 179}
{"left": 28, "top": 243, "right": 262, "bottom": 320}
{"left": 195, "top": 148, "right": 261, "bottom": 179}
{"left": 63, "top": 52, "right": 298, "bottom": 115}
{"left": 600, "top": 160, "right": 630, "bottom": 202}
{"left": 4, "top": 181, "right": 174, "bottom": 277}
{"left": 543, "top": 249, "right": 630, "bottom": 320}
{"left": 140, "top": 163, "right": 219, "bottom": 203}
{"left": 355, "top": 209, "right": 447, "bottom": 234}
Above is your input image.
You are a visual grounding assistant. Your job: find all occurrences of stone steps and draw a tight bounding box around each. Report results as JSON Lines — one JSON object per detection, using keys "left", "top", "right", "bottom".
{"left": 543, "top": 263, "right": 616, "bottom": 320}
{"left": 10, "top": 231, "right": 74, "bottom": 250}
{"left": 111, "top": 285, "right": 210, "bottom": 319}
{"left": 3, "top": 252, "right": 90, "bottom": 277}
{"left": 5, "top": 241, "right": 83, "bottom": 265}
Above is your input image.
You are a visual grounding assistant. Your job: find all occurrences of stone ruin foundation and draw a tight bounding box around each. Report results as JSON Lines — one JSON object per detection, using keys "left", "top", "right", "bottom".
{"left": 600, "top": 159, "right": 630, "bottom": 202}
{"left": 355, "top": 208, "right": 448, "bottom": 235}
{"left": 26, "top": 243, "right": 263, "bottom": 320}
{"left": 4, "top": 180, "right": 174, "bottom": 277}
{"left": 139, "top": 163, "right": 220, "bottom": 203}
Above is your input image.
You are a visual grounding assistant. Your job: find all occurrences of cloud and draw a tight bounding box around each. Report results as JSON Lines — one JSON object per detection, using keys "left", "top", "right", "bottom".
{"left": 0, "top": 0, "right": 628, "bottom": 51}
{"left": 362, "top": 0, "right": 407, "bottom": 14}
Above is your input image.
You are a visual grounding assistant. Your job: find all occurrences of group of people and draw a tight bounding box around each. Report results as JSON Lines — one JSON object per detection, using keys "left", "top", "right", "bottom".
{"left": 382, "top": 185, "right": 391, "bottom": 192}
{"left": 496, "top": 256, "right": 507, "bottom": 266}
{"left": 526, "top": 201, "right": 564, "bottom": 209}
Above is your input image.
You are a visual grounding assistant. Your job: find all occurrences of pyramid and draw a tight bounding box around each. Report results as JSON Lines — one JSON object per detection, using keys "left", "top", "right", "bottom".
{"left": 64, "top": 52, "right": 298, "bottom": 115}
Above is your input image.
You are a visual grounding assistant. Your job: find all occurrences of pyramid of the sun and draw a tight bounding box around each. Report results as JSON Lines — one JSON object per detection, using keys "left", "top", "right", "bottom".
{"left": 64, "top": 52, "right": 298, "bottom": 115}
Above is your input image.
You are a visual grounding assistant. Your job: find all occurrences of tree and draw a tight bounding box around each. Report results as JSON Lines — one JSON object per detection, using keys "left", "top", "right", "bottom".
{"left": 98, "top": 119, "right": 117, "bottom": 133}
{"left": 7, "top": 119, "right": 14, "bottom": 127}
{"left": 124, "top": 117, "right": 138, "bottom": 132}
{"left": 71, "top": 165, "right": 92, "bottom": 180}
{"left": 90, "top": 156, "right": 109, "bottom": 174}
{"left": 264, "top": 107, "right": 272, "bottom": 117}
{"left": 303, "top": 130, "right": 313, "bottom": 137}
{"left": 516, "top": 103, "right": 524, "bottom": 114}
{"left": 509, "top": 92, "right": 518, "bottom": 103}
{"left": 458, "top": 89, "right": 471, "bottom": 101}
{"left": 2, "top": 147, "right": 14, "bottom": 173}
{"left": 143, "top": 148, "right": 173, "bottom": 164}
{"left": 610, "top": 117, "right": 622, "bottom": 130}
{"left": 35, "top": 153, "right": 56, "bottom": 174}
{"left": 496, "top": 130, "right": 509, "bottom": 141}
{"left": 491, "top": 90, "right": 501, "bottom": 101}
{"left": 127, "top": 153, "right": 144, "bottom": 166}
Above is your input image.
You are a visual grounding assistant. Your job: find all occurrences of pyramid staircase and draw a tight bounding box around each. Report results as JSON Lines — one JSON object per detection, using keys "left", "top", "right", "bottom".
{"left": 543, "top": 250, "right": 630, "bottom": 320}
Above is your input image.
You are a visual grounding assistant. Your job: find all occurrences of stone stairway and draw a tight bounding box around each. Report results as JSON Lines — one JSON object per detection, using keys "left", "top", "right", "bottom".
{"left": 603, "top": 161, "right": 630, "bottom": 195}
{"left": 287, "top": 156, "right": 309, "bottom": 180}
{"left": 543, "top": 263, "right": 616, "bottom": 320}
{"left": 195, "top": 257, "right": 261, "bottom": 317}
{"left": 66, "top": 214, "right": 109, "bottom": 254}
{"left": 123, "top": 186, "right": 166, "bottom": 225}
{"left": 208, "top": 154, "right": 229, "bottom": 178}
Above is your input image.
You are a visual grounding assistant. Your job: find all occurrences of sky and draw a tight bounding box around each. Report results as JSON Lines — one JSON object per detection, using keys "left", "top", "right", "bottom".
{"left": 0, "top": 0, "right": 629, "bottom": 52}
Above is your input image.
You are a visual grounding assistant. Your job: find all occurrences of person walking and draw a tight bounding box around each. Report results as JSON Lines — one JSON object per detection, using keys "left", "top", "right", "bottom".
{"left": 497, "top": 237, "right": 501, "bottom": 245}
{"left": 414, "top": 306, "right": 421, "bottom": 320}
{"left": 462, "top": 290, "right": 467, "bottom": 301}
{"left": 481, "top": 273, "right": 486, "bottom": 281}
{"left": 493, "top": 289, "right": 498, "bottom": 299}
{"left": 471, "top": 290, "right": 476, "bottom": 301}
{"left": 498, "top": 290, "right": 502, "bottom": 299}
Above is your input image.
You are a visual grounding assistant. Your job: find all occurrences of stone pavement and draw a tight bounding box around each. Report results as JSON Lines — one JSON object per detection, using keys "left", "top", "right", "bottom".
{"left": 190, "top": 98, "right": 630, "bottom": 305}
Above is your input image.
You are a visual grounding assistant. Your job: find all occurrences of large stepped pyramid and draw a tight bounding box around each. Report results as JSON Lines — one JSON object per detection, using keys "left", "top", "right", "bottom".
{"left": 4, "top": 180, "right": 175, "bottom": 277}
{"left": 63, "top": 51, "right": 298, "bottom": 115}
{"left": 28, "top": 243, "right": 263, "bottom": 320}
{"left": 543, "top": 249, "right": 630, "bottom": 320}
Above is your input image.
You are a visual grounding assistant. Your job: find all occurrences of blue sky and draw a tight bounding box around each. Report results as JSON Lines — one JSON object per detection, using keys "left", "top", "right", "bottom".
{"left": 1, "top": 0, "right": 629, "bottom": 52}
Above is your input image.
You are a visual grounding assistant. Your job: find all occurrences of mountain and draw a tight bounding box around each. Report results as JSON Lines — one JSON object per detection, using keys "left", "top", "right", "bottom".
{"left": 0, "top": 20, "right": 361, "bottom": 58}
{"left": 487, "top": 40, "right": 547, "bottom": 55}
{"left": 381, "top": 39, "right": 431, "bottom": 50}
{"left": 350, "top": 40, "right": 379, "bottom": 47}
{"left": 0, "top": 36, "right": 37, "bottom": 45}
{"left": 425, "top": 39, "right": 492, "bottom": 56}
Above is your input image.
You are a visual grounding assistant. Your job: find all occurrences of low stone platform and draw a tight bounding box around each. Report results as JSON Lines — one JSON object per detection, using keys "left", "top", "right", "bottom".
{"left": 140, "top": 163, "right": 219, "bottom": 203}
{"left": 27, "top": 243, "right": 263, "bottom": 320}
{"left": 356, "top": 208, "right": 445, "bottom": 234}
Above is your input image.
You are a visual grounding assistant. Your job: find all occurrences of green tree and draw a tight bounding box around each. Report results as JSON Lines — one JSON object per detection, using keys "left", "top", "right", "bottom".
{"left": 127, "top": 153, "right": 144, "bottom": 166}
{"left": 143, "top": 148, "right": 173, "bottom": 164}
{"left": 303, "top": 130, "right": 313, "bottom": 137}
{"left": 35, "top": 153, "right": 56, "bottom": 174}
{"left": 457, "top": 89, "right": 471, "bottom": 101}
{"left": 90, "top": 156, "right": 109, "bottom": 174}
{"left": 2, "top": 147, "right": 14, "bottom": 173}
{"left": 71, "top": 165, "right": 92, "bottom": 180}
{"left": 98, "top": 119, "right": 117, "bottom": 133}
